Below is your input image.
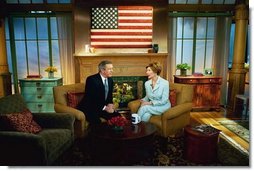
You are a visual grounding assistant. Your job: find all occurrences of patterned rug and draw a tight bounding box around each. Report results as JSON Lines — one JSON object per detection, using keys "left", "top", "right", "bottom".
{"left": 218, "top": 120, "right": 249, "bottom": 142}
{"left": 55, "top": 135, "right": 222, "bottom": 166}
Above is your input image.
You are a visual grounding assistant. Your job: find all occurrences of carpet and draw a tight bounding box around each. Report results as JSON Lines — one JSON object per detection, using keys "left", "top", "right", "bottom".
{"left": 217, "top": 134, "right": 249, "bottom": 166}
{"left": 55, "top": 135, "right": 222, "bottom": 166}
{"left": 218, "top": 120, "right": 249, "bottom": 143}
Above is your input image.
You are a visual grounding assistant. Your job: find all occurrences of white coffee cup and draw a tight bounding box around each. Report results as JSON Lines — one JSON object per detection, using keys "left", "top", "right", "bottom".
{"left": 131, "top": 113, "right": 141, "bottom": 124}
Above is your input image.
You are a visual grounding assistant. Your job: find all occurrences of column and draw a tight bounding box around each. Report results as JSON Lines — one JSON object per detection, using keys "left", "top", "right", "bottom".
{"left": 0, "top": 17, "right": 12, "bottom": 97}
{"left": 227, "top": 4, "right": 248, "bottom": 112}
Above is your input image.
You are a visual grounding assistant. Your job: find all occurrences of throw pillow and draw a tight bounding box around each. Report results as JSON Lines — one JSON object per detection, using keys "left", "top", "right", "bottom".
{"left": 0, "top": 109, "right": 42, "bottom": 134}
{"left": 66, "top": 92, "right": 85, "bottom": 108}
{"left": 169, "top": 89, "right": 177, "bottom": 107}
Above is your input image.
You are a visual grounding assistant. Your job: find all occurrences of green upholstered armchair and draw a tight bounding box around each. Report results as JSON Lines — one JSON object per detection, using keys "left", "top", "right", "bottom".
{"left": 128, "top": 83, "right": 193, "bottom": 137}
{"left": 0, "top": 94, "right": 75, "bottom": 166}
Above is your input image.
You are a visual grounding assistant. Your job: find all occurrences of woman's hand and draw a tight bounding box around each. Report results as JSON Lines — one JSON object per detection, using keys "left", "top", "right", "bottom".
{"left": 140, "top": 100, "right": 152, "bottom": 106}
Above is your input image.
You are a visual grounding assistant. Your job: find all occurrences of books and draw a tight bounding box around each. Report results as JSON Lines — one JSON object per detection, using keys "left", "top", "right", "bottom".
{"left": 27, "top": 75, "right": 42, "bottom": 79}
{"left": 192, "top": 124, "right": 221, "bottom": 136}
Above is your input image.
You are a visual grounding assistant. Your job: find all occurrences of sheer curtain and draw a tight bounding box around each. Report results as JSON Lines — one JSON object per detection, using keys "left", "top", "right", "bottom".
{"left": 168, "top": 16, "right": 232, "bottom": 106}
{"left": 56, "top": 12, "right": 75, "bottom": 85}
{"left": 168, "top": 17, "right": 177, "bottom": 83}
{"left": 213, "top": 16, "right": 232, "bottom": 106}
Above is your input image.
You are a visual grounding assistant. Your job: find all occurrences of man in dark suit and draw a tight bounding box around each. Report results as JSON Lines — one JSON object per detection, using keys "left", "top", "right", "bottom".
{"left": 77, "top": 60, "right": 120, "bottom": 124}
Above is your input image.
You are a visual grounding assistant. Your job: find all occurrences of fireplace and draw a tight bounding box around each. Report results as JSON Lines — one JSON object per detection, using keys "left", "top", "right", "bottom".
{"left": 74, "top": 53, "right": 168, "bottom": 100}
{"left": 112, "top": 76, "right": 147, "bottom": 100}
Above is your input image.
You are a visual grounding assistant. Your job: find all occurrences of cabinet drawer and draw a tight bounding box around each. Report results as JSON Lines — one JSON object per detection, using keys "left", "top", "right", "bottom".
{"left": 20, "top": 81, "right": 61, "bottom": 87}
{"left": 175, "top": 78, "right": 222, "bottom": 84}
{"left": 22, "top": 94, "right": 54, "bottom": 102}
{"left": 175, "top": 78, "right": 199, "bottom": 84}
{"left": 21, "top": 87, "right": 53, "bottom": 95}
{"left": 197, "top": 78, "right": 222, "bottom": 84}
{"left": 26, "top": 103, "right": 54, "bottom": 113}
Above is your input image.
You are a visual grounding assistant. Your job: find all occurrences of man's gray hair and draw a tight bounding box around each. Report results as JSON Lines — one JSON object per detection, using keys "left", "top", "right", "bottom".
{"left": 98, "top": 60, "right": 112, "bottom": 72}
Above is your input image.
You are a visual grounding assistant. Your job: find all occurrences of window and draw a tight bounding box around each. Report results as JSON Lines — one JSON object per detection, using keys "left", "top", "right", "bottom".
{"left": 228, "top": 23, "right": 250, "bottom": 69}
{"left": 5, "top": 12, "right": 61, "bottom": 92}
{"left": 174, "top": 16, "right": 215, "bottom": 74}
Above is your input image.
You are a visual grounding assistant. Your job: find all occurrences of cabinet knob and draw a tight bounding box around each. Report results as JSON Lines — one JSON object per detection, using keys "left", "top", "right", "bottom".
{"left": 190, "top": 79, "right": 193, "bottom": 82}
{"left": 37, "top": 95, "right": 42, "bottom": 99}
{"left": 38, "top": 104, "right": 43, "bottom": 108}
{"left": 36, "top": 82, "right": 41, "bottom": 87}
{"left": 37, "top": 87, "right": 42, "bottom": 91}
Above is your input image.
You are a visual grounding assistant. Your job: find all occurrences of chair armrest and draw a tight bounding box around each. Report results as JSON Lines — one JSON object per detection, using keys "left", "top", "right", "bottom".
{"left": 54, "top": 103, "right": 85, "bottom": 121}
{"left": 0, "top": 131, "right": 47, "bottom": 165}
{"left": 162, "top": 102, "right": 193, "bottom": 120}
{"left": 0, "top": 131, "right": 44, "bottom": 145}
{"left": 128, "top": 99, "right": 141, "bottom": 113}
{"left": 33, "top": 113, "right": 75, "bottom": 131}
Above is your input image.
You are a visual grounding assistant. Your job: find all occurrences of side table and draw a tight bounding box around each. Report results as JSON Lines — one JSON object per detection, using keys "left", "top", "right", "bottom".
{"left": 184, "top": 125, "right": 220, "bottom": 164}
{"left": 233, "top": 94, "right": 249, "bottom": 119}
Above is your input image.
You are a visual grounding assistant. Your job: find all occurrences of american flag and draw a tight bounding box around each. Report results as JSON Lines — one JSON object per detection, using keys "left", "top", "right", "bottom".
{"left": 90, "top": 6, "right": 153, "bottom": 48}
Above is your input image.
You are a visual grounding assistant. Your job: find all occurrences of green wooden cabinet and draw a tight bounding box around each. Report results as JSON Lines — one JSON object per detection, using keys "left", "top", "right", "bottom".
{"left": 19, "top": 78, "right": 63, "bottom": 113}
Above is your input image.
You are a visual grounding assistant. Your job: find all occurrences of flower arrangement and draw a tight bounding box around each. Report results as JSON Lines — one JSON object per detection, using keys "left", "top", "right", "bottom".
{"left": 113, "top": 83, "right": 135, "bottom": 104}
{"left": 45, "top": 66, "right": 57, "bottom": 73}
{"left": 244, "top": 63, "right": 249, "bottom": 71}
{"left": 107, "top": 116, "right": 128, "bottom": 128}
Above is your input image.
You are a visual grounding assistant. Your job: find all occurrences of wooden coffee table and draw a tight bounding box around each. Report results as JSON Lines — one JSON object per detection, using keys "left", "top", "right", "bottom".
{"left": 88, "top": 122, "right": 157, "bottom": 165}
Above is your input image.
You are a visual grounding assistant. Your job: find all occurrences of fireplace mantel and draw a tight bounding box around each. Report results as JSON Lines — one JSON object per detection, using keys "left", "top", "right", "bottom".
{"left": 74, "top": 53, "right": 168, "bottom": 83}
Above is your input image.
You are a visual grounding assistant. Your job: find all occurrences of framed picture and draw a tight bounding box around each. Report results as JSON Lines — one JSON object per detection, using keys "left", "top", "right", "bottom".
{"left": 204, "top": 68, "right": 214, "bottom": 76}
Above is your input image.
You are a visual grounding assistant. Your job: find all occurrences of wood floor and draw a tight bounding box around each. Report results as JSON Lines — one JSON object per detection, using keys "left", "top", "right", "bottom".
{"left": 190, "top": 109, "right": 249, "bottom": 152}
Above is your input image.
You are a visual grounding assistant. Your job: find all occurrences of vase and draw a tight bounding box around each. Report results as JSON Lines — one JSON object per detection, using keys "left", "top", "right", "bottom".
{"left": 180, "top": 69, "right": 187, "bottom": 76}
{"left": 119, "top": 102, "right": 128, "bottom": 108}
{"left": 48, "top": 72, "right": 54, "bottom": 79}
{"left": 152, "top": 44, "right": 159, "bottom": 53}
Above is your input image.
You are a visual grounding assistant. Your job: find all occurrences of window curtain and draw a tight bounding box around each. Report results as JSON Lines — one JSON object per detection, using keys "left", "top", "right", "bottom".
{"left": 168, "top": 17, "right": 177, "bottom": 83}
{"left": 168, "top": 16, "right": 232, "bottom": 106}
{"left": 213, "top": 16, "right": 232, "bottom": 106}
{"left": 56, "top": 13, "right": 75, "bottom": 85}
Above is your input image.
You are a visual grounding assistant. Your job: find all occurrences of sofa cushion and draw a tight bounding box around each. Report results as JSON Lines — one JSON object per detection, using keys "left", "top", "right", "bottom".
{"left": 38, "top": 128, "right": 73, "bottom": 163}
{"left": 0, "top": 109, "right": 42, "bottom": 134}
{"left": 169, "top": 89, "right": 177, "bottom": 107}
{"left": 0, "top": 94, "right": 27, "bottom": 114}
{"left": 66, "top": 92, "right": 85, "bottom": 108}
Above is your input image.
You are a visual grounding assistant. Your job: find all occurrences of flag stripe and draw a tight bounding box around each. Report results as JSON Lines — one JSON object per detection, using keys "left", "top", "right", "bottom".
{"left": 118, "top": 26, "right": 152, "bottom": 29}
{"left": 90, "top": 6, "right": 153, "bottom": 48}
{"left": 91, "top": 35, "right": 152, "bottom": 38}
{"left": 118, "top": 6, "right": 153, "bottom": 10}
{"left": 118, "top": 19, "right": 152, "bottom": 23}
{"left": 119, "top": 22, "right": 152, "bottom": 26}
{"left": 118, "top": 16, "right": 152, "bottom": 20}
{"left": 91, "top": 38, "right": 152, "bottom": 42}
{"left": 118, "top": 13, "right": 153, "bottom": 17}
{"left": 91, "top": 29, "right": 152, "bottom": 32}
{"left": 91, "top": 45, "right": 152, "bottom": 48}
{"left": 91, "top": 33, "right": 152, "bottom": 36}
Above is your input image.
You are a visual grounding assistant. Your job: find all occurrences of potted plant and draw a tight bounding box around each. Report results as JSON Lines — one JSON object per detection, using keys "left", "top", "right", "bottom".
{"left": 176, "top": 63, "right": 191, "bottom": 76}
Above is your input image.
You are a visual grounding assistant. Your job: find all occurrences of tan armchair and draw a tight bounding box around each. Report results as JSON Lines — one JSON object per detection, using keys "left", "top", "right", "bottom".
{"left": 128, "top": 83, "right": 193, "bottom": 137}
{"left": 53, "top": 83, "right": 88, "bottom": 138}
